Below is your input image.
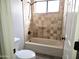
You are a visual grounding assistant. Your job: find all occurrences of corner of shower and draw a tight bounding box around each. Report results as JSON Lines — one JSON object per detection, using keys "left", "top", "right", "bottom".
{"left": 24, "top": 0, "right": 65, "bottom": 58}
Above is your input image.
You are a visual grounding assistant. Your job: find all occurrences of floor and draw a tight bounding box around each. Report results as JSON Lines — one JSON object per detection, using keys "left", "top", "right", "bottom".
{"left": 36, "top": 53, "right": 62, "bottom": 59}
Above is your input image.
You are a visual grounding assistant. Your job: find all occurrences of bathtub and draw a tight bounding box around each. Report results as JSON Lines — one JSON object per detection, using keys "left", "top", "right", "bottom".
{"left": 25, "top": 38, "right": 64, "bottom": 57}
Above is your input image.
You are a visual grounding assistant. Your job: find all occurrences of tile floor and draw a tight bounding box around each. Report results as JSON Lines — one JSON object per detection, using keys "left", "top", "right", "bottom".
{"left": 36, "top": 53, "right": 62, "bottom": 59}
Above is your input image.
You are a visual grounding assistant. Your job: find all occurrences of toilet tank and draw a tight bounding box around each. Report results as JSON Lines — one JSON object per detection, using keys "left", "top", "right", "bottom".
{"left": 14, "top": 37, "right": 21, "bottom": 51}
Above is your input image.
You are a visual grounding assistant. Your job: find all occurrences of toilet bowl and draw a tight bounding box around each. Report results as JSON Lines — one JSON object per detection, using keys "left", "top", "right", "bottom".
{"left": 15, "top": 50, "right": 36, "bottom": 59}
{"left": 14, "top": 37, "right": 36, "bottom": 59}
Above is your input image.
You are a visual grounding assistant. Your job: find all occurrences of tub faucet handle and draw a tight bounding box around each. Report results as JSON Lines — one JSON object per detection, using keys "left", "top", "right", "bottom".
{"left": 28, "top": 31, "right": 31, "bottom": 35}
{"left": 62, "top": 36, "right": 65, "bottom": 40}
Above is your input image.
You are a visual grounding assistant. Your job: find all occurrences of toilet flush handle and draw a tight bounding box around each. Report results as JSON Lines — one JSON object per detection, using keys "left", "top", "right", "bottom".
{"left": 13, "top": 48, "right": 16, "bottom": 54}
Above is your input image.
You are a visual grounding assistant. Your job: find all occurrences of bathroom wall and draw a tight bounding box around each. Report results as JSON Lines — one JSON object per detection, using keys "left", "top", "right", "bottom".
{"left": 11, "top": 0, "right": 24, "bottom": 49}
{"left": 0, "top": 4, "right": 4, "bottom": 56}
{"left": 0, "top": 0, "right": 14, "bottom": 58}
{"left": 29, "top": 0, "right": 64, "bottom": 40}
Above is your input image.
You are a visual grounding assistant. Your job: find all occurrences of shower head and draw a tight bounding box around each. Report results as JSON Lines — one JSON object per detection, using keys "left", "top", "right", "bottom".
{"left": 27, "top": 1, "right": 37, "bottom": 5}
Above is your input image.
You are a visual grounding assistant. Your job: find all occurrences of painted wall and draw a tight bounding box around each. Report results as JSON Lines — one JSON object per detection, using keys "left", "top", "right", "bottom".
{"left": 0, "top": 2, "right": 4, "bottom": 56}
{"left": 11, "top": 0, "right": 24, "bottom": 49}
{"left": 0, "top": 0, "right": 14, "bottom": 58}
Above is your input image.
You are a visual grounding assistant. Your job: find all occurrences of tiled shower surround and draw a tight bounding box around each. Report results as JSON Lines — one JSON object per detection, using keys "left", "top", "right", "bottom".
{"left": 28, "top": 0, "right": 64, "bottom": 40}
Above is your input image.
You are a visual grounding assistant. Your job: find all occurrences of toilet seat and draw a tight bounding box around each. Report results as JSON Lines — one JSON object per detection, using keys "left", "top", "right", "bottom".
{"left": 15, "top": 50, "right": 36, "bottom": 59}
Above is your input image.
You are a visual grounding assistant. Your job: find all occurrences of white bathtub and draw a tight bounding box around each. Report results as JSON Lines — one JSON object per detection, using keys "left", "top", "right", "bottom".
{"left": 25, "top": 38, "right": 64, "bottom": 57}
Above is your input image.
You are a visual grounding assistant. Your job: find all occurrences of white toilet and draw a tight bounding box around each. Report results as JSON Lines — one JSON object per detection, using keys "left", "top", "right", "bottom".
{"left": 14, "top": 37, "right": 36, "bottom": 59}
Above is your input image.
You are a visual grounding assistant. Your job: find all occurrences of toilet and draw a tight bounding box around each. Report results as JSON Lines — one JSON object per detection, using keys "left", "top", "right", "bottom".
{"left": 14, "top": 37, "right": 36, "bottom": 59}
